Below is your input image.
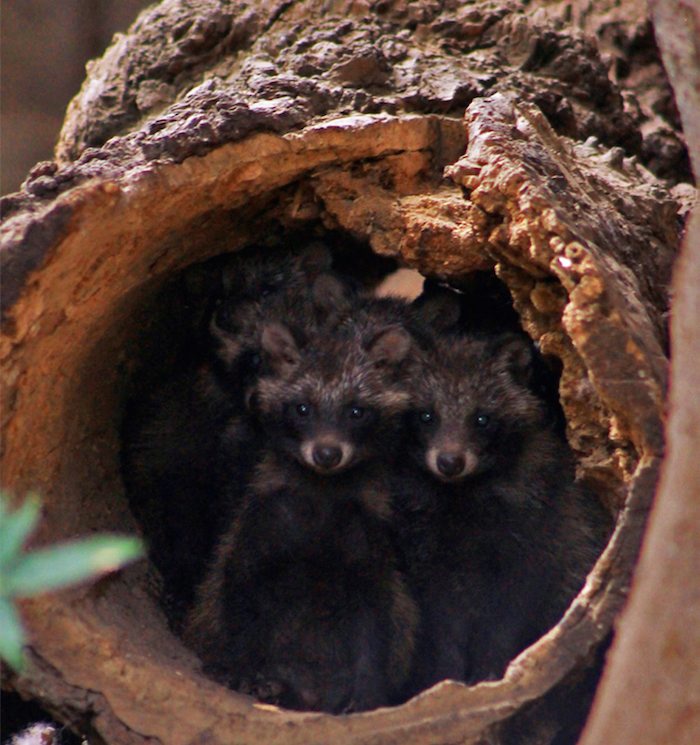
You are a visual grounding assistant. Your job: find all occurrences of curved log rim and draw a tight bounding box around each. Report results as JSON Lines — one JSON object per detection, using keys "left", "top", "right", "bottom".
{"left": 1, "top": 107, "right": 672, "bottom": 744}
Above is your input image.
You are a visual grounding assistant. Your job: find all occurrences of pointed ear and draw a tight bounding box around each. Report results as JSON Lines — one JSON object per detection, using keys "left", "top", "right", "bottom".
{"left": 209, "top": 313, "right": 242, "bottom": 368}
{"left": 412, "top": 283, "right": 462, "bottom": 332}
{"left": 494, "top": 333, "right": 533, "bottom": 384}
{"left": 261, "top": 323, "right": 301, "bottom": 378}
{"left": 366, "top": 326, "right": 412, "bottom": 367}
{"left": 311, "top": 274, "right": 354, "bottom": 317}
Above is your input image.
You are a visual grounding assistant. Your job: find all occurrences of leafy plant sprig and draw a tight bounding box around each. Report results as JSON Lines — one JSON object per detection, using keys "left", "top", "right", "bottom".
{"left": 0, "top": 492, "right": 144, "bottom": 671}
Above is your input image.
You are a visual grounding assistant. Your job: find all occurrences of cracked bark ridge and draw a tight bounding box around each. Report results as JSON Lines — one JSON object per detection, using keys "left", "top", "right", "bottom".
{"left": 0, "top": 1, "right": 689, "bottom": 743}
{"left": 546, "top": 0, "right": 692, "bottom": 182}
{"left": 445, "top": 92, "right": 674, "bottom": 498}
{"left": 6, "top": 0, "right": 679, "bottom": 227}
{"left": 579, "top": 2, "right": 700, "bottom": 743}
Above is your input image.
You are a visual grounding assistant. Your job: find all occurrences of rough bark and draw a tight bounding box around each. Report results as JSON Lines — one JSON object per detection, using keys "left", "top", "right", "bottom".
{"left": 0, "top": 1, "right": 691, "bottom": 743}
{"left": 579, "top": 3, "right": 700, "bottom": 743}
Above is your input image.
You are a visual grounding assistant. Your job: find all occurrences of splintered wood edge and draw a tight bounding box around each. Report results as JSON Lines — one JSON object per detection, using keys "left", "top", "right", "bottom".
{"left": 1, "top": 113, "right": 658, "bottom": 744}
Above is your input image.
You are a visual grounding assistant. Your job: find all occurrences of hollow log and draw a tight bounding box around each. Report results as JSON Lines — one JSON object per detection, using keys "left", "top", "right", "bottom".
{"left": 0, "top": 1, "right": 693, "bottom": 743}
{"left": 579, "top": 3, "right": 700, "bottom": 743}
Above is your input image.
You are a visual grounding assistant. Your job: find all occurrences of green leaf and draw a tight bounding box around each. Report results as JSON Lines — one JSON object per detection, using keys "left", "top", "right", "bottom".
{"left": 0, "top": 597, "right": 26, "bottom": 671}
{"left": 0, "top": 494, "right": 41, "bottom": 569}
{"left": 6, "top": 536, "right": 144, "bottom": 598}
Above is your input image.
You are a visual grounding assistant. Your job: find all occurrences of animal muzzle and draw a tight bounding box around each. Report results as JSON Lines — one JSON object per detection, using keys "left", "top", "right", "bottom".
{"left": 301, "top": 439, "right": 353, "bottom": 473}
{"left": 427, "top": 447, "right": 478, "bottom": 481}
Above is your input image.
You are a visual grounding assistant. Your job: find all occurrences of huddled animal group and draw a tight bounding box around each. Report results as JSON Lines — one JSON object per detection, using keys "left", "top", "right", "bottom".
{"left": 121, "top": 242, "right": 611, "bottom": 714}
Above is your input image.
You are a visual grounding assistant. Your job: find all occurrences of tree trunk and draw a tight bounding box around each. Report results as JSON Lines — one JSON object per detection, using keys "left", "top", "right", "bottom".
{"left": 0, "top": 1, "right": 693, "bottom": 743}
{"left": 579, "top": 3, "right": 700, "bottom": 743}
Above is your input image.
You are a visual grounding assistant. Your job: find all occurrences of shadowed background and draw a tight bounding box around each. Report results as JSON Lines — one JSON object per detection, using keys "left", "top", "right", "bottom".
{"left": 1, "top": 0, "right": 149, "bottom": 195}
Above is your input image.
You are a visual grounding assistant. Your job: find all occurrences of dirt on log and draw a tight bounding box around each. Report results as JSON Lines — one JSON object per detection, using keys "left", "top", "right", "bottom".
{"left": 0, "top": 1, "right": 693, "bottom": 743}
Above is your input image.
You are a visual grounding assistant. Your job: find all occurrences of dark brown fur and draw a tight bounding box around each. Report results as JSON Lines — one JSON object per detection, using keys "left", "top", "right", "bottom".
{"left": 393, "top": 333, "right": 612, "bottom": 693}
{"left": 184, "top": 321, "right": 418, "bottom": 713}
{"left": 120, "top": 243, "right": 349, "bottom": 619}
{"left": 413, "top": 280, "right": 567, "bottom": 435}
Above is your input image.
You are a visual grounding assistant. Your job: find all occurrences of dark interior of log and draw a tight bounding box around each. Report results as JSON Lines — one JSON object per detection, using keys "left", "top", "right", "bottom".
{"left": 4, "top": 108, "right": 648, "bottom": 741}
{"left": 111, "top": 218, "right": 610, "bottom": 712}
{"left": 3, "top": 0, "right": 691, "bottom": 738}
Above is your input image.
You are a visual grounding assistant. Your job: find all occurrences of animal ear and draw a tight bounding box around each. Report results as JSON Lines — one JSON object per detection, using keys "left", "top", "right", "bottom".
{"left": 412, "top": 282, "right": 462, "bottom": 332}
{"left": 297, "top": 241, "right": 333, "bottom": 278}
{"left": 311, "top": 274, "right": 354, "bottom": 317}
{"left": 494, "top": 333, "right": 533, "bottom": 384}
{"left": 367, "top": 326, "right": 412, "bottom": 367}
{"left": 209, "top": 313, "right": 242, "bottom": 368}
{"left": 261, "top": 322, "right": 301, "bottom": 377}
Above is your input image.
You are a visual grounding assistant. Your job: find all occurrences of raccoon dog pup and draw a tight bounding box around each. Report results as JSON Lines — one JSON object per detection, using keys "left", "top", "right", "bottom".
{"left": 121, "top": 243, "right": 341, "bottom": 618}
{"left": 394, "top": 333, "right": 611, "bottom": 692}
{"left": 185, "top": 319, "right": 418, "bottom": 713}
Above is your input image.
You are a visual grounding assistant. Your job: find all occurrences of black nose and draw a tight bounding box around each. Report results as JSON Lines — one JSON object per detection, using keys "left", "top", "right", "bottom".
{"left": 313, "top": 445, "right": 342, "bottom": 469}
{"left": 437, "top": 452, "right": 466, "bottom": 477}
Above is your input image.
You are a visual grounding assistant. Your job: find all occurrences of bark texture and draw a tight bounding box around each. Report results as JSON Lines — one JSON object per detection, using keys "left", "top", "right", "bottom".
{"left": 580, "top": 2, "right": 700, "bottom": 743}
{"left": 0, "top": 1, "right": 692, "bottom": 743}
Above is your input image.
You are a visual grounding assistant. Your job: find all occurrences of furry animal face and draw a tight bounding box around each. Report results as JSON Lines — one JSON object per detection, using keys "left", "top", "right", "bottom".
{"left": 255, "top": 322, "right": 411, "bottom": 474}
{"left": 207, "top": 242, "right": 338, "bottom": 369}
{"left": 406, "top": 334, "right": 546, "bottom": 482}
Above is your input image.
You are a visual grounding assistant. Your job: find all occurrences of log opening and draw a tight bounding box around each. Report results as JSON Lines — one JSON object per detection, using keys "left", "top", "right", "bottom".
{"left": 1, "top": 0, "right": 682, "bottom": 737}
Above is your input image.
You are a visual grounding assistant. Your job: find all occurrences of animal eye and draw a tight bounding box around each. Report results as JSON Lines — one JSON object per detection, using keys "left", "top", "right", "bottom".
{"left": 296, "top": 403, "right": 311, "bottom": 417}
{"left": 259, "top": 283, "right": 276, "bottom": 298}
{"left": 349, "top": 406, "right": 364, "bottom": 419}
{"left": 419, "top": 411, "right": 434, "bottom": 424}
{"left": 475, "top": 413, "right": 490, "bottom": 428}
